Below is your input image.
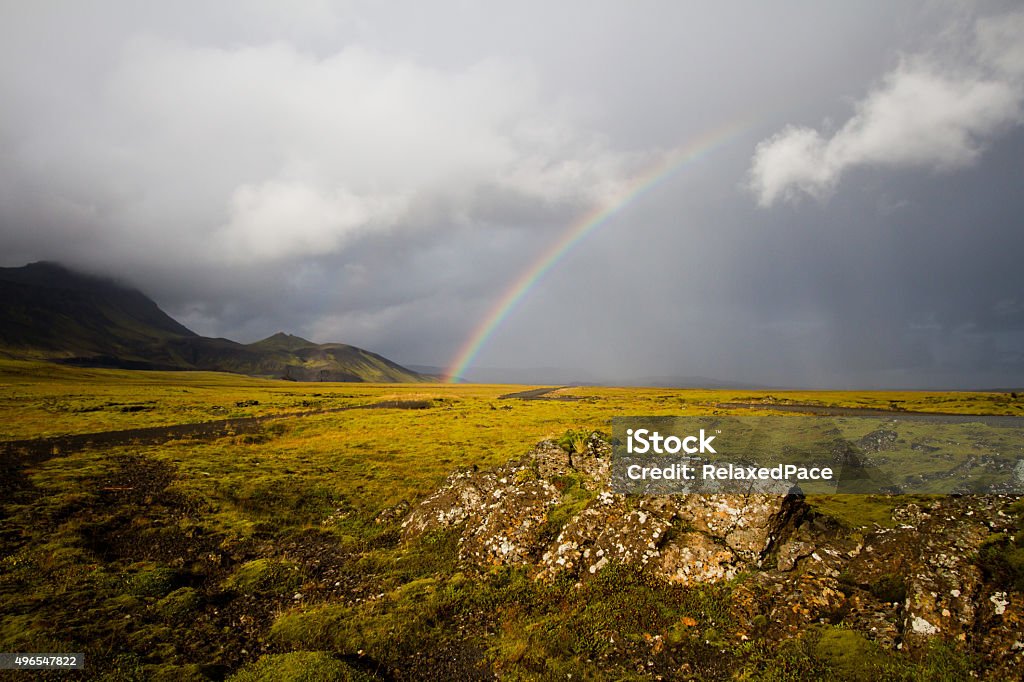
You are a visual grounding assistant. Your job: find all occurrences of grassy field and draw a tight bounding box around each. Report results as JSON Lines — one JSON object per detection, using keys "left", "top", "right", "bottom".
{"left": 1, "top": 360, "right": 1019, "bottom": 679}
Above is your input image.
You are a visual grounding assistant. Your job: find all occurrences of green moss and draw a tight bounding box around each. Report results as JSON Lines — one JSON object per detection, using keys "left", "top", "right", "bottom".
{"left": 808, "top": 495, "right": 928, "bottom": 530}
{"left": 270, "top": 603, "right": 351, "bottom": 651}
{"left": 512, "top": 466, "right": 538, "bottom": 483}
{"left": 147, "top": 664, "right": 208, "bottom": 681}
{"left": 480, "top": 563, "right": 735, "bottom": 677}
{"left": 271, "top": 575, "right": 472, "bottom": 660}
{"left": 901, "top": 640, "right": 977, "bottom": 681}
{"left": 223, "top": 478, "right": 340, "bottom": 525}
{"left": 738, "top": 637, "right": 824, "bottom": 681}
{"left": 155, "top": 587, "right": 202, "bottom": 620}
{"left": 814, "top": 628, "right": 887, "bottom": 681}
{"left": 977, "top": 500, "right": 1024, "bottom": 591}
{"left": 388, "top": 528, "right": 461, "bottom": 580}
{"left": 224, "top": 559, "right": 304, "bottom": 595}
{"left": 542, "top": 474, "right": 596, "bottom": 539}
{"left": 227, "top": 651, "right": 373, "bottom": 681}
{"left": 125, "top": 565, "right": 179, "bottom": 598}
{"left": 978, "top": 536, "right": 1024, "bottom": 591}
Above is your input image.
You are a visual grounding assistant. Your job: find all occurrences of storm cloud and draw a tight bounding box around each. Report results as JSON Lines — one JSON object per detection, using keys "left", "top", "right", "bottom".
{"left": 2, "top": 1, "right": 1022, "bottom": 388}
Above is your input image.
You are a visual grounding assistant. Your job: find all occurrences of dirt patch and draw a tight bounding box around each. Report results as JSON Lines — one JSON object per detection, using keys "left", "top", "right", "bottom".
{"left": 366, "top": 400, "right": 433, "bottom": 410}
{"left": 56, "top": 455, "right": 358, "bottom": 675}
{"left": 498, "top": 386, "right": 580, "bottom": 401}
{"left": 79, "top": 455, "right": 214, "bottom": 565}
{"left": 0, "top": 463, "right": 37, "bottom": 554}
{"left": 0, "top": 399, "right": 439, "bottom": 465}
{"left": 389, "top": 636, "right": 494, "bottom": 681}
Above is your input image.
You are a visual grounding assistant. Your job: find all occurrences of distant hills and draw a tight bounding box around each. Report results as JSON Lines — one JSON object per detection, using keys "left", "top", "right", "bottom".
{"left": 0, "top": 262, "right": 426, "bottom": 382}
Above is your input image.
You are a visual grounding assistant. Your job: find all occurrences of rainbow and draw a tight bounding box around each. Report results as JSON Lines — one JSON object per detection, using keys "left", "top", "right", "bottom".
{"left": 445, "top": 119, "right": 754, "bottom": 382}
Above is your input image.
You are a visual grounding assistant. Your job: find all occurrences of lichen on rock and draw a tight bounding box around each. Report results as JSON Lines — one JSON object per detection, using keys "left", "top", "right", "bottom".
{"left": 402, "top": 434, "right": 1024, "bottom": 674}
{"left": 402, "top": 434, "right": 807, "bottom": 585}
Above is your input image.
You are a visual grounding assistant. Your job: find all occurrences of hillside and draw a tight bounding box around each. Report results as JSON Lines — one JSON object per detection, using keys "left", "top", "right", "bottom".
{"left": 0, "top": 262, "right": 426, "bottom": 382}
{"left": 0, "top": 262, "right": 196, "bottom": 356}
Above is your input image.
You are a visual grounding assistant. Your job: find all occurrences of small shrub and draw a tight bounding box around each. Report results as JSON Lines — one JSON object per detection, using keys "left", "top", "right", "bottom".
{"left": 557, "top": 428, "right": 592, "bottom": 454}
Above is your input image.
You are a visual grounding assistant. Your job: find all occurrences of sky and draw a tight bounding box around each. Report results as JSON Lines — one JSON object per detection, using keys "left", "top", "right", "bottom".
{"left": 1, "top": 1, "right": 1023, "bottom": 389}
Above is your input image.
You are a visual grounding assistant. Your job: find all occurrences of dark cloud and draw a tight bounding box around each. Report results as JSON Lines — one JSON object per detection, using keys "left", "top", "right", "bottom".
{"left": 2, "top": 1, "right": 1022, "bottom": 388}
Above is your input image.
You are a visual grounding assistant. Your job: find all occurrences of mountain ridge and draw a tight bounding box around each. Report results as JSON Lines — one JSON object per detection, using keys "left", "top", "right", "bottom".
{"left": 0, "top": 262, "right": 426, "bottom": 383}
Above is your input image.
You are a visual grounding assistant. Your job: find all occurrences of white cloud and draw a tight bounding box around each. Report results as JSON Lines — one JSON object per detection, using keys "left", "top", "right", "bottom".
{"left": 217, "top": 181, "right": 406, "bottom": 261}
{"left": 96, "top": 37, "right": 643, "bottom": 260}
{"left": 750, "top": 10, "right": 1024, "bottom": 207}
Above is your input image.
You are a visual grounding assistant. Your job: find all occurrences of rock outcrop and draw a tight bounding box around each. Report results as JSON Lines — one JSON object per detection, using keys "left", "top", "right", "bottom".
{"left": 403, "top": 435, "right": 808, "bottom": 584}
{"left": 402, "top": 434, "right": 1024, "bottom": 674}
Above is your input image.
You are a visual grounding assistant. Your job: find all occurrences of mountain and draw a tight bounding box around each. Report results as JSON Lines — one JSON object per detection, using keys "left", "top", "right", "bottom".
{"left": 247, "top": 332, "right": 317, "bottom": 352}
{"left": 0, "top": 261, "right": 196, "bottom": 356}
{"left": 0, "top": 262, "right": 427, "bottom": 382}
